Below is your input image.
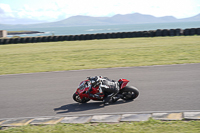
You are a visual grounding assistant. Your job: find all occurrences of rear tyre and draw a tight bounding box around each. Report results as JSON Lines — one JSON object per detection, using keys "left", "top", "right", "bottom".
{"left": 73, "top": 93, "right": 90, "bottom": 103}
{"left": 120, "top": 86, "right": 139, "bottom": 100}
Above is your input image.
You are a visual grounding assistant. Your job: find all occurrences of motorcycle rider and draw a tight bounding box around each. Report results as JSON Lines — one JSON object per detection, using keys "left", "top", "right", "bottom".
{"left": 87, "top": 76, "right": 121, "bottom": 104}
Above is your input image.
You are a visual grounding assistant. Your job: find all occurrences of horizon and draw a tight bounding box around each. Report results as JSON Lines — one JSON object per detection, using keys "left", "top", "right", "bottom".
{"left": 64, "top": 12, "right": 200, "bottom": 19}
{"left": 0, "top": 0, "right": 200, "bottom": 25}
{"left": 1, "top": 12, "right": 200, "bottom": 26}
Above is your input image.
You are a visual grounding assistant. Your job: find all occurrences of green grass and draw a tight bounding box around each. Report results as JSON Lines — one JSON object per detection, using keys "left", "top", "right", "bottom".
{"left": 1, "top": 119, "right": 200, "bottom": 133}
{"left": 0, "top": 36, "right": 200, "bottom": 132}
{"left": 0, "top": 36, "right": 200, "bottom": 75}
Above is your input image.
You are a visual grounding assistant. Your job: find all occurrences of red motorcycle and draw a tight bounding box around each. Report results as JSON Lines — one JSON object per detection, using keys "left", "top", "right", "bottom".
{"left": 73, "top": 78, "right": 139, "bottom": 103}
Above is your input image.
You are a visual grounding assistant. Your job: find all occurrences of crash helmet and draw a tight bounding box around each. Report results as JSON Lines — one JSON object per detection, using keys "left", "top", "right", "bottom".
{"left": 90, "top": 76, "right": 102, "bottom": 87}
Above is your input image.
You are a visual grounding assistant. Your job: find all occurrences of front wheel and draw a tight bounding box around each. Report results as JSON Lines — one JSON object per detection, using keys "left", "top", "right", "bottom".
{"left": 119, "top": 86, "right": 139, "bottom": 100}
{"left": 73, "top": 93, "right": 90, "bottom": 103}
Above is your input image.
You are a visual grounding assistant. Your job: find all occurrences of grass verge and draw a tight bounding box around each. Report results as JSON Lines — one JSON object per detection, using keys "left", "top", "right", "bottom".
{"left": 1, "top": 119, "right": 200, "bottom": 133}
{"left": 0, "top": 36, "right": 200, "bottom": 75}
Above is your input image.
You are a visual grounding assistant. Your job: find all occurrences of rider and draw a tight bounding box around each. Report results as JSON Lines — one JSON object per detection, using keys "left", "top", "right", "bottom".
{"left": 87, "top": 76, "right": 121, "bottom": 104}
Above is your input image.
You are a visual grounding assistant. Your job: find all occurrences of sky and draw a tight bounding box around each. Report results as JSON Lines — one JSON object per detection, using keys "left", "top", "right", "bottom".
{"left": 0, "top": 0, "right": 200, "bottom": 24}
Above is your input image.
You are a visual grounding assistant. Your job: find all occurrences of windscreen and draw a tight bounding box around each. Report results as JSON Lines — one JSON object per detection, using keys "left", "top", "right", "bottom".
{"left": 78, "top": 81, "right": 88, "bottom": 90}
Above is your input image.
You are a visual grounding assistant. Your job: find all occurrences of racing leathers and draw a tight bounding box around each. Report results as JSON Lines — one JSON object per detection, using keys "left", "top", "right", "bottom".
{"left": 87, "top": 76, "right": 120, "bottom": 104}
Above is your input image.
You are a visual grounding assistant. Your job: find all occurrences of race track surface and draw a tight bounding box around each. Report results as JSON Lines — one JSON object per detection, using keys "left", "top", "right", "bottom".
{"left": 0, "top": 63, "right": 200, "bottom": 119}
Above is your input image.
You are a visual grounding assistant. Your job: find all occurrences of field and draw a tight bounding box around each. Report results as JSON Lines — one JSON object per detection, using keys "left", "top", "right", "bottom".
{"left": 1, "top": 119, "right": 200, "bottom": 133}
{"left": 0, "top": 36, "right": 200, "bottom": 75}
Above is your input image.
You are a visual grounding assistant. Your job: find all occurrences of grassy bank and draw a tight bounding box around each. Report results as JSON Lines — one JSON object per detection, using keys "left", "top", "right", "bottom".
{"left": 1, "top": 119, "right": 200, "bottom": 133}
{"left": 0, "top": 36, "right": 200, "bottom": 75}
{"left": 7, "top": 31, "right": 32, "bottom": 33}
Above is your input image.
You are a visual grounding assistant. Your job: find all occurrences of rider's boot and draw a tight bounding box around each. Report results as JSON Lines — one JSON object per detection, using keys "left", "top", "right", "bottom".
{"left": 112, "top": 97, "right": 120, "bottom": 103}
{"left": 103, "top": 96, "right": 112, "bottom": 105}
{"left": 112, "top": 94, "right": 123, "bottom": 103}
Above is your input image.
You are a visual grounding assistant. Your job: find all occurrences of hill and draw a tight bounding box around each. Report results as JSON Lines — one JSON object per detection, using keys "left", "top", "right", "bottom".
{"left": 1, "top": 13, "right": 200, "bottom": 29}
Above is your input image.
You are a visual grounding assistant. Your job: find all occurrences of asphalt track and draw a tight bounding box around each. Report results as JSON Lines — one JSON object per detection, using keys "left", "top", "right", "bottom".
{"left": 0, "top": 63, "right": 200, "bottom": 119}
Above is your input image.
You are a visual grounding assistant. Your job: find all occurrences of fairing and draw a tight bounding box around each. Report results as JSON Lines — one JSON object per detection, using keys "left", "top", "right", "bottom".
{"left": 118, "top": 79, "right": 129, "bottom": 89}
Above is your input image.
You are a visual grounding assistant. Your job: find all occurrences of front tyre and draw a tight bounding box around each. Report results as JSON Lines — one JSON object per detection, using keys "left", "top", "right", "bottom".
{"left": 73, "top": 93, "right": 90, "bottom": 103}
{"left": 120, "top": 86, "right": 139, "bottom": 100}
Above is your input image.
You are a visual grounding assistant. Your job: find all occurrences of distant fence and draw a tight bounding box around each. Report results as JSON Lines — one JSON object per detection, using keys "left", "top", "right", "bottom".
{"left": 0, "top": 28, "right": 200, "bottom": 45}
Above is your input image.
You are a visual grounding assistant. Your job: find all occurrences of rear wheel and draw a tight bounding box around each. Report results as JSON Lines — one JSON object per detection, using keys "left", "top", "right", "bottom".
{"left": 73, "top": 93, "right": 90, "bottom": 103}
{"left": 120, "top": 86, "right": 139, "bottom": 100}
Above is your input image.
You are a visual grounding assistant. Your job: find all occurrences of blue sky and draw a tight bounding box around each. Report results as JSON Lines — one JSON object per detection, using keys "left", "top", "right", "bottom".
{"left": 0, "top": 0, "right": 200, "bottom": 24}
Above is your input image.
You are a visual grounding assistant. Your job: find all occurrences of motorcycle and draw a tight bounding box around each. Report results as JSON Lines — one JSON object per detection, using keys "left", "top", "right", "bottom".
{"left": 73, "top": 78, "right": 139, "bottom": 103}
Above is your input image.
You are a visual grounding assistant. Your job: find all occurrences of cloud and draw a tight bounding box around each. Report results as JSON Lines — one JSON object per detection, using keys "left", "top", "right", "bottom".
{"left": 15, "top": 2, "right": 65, "bottom": 21}
{"left": 0, "top": 3, "right": 12, "bottom": 17}
{"left": 0, "top": 8, "right": 4, "bottom": 14}
{"left": 0, "top": 4, "right": 14, "bottom": 24}
{"left": 0, "top": 0, "right": 200, "bottom": 24}
{"left": 133, "top": 0, "right": 200, "bottom": 18}
{"left": 54, "top": 0, "right": 200, "bottom": 18}
{"left": 0, "top": 3, "right": 12, "bottom": 12}
{"left": 0, "top": 3, "right": 63, "bottom": 24}
{"left": 55, "top": 0, "right": 136, "bottom": 17}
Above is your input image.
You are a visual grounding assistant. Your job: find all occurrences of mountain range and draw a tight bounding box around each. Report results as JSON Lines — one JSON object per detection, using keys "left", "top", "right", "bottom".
{"left": 1, "top": 13, "right": 200, "bottom": 29}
